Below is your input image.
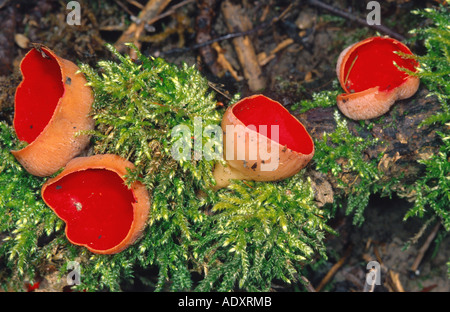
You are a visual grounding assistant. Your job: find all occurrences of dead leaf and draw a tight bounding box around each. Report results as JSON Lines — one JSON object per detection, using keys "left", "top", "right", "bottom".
{"left": 14, "top": 33, "right": 30, "bottom": 49}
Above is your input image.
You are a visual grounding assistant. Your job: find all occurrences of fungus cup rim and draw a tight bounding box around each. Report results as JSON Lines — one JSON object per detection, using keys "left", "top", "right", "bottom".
{"left": 41, "top": 154, "right": 151, "bottom": 254}
{"left": 11, "top": 45, "right": 94, "bottom": 177}
{"left": 335, "top": 36, "right": 420, "bottom": 120}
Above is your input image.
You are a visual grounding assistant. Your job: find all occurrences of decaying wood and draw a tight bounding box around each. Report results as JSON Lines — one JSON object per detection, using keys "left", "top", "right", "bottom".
{"left": 296, "top": 88, "right": 444, "bottom": 205}
{"left": 114, "top": 0, "right": 171, "bottom": 55}
{"left": 221, "top": 0, "right": 266, "bottom": 91}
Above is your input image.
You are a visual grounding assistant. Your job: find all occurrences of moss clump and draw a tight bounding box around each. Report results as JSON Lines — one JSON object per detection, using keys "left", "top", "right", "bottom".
{"left": 196, "top": 175, "right": 335, "bottom": 291}
{"left": 0, "top": 43, "right": 334, "bottom": 292}
{"left": 313, "top": 110, "right": 383, "bottom": 225}
{"left": 407, "top": 6, "right": 449, "bottom": 127}
{"left": 405, "top": 129, "right": 450, "bottom": 230}
{"left": 403, "top": 6, "right": 450, "bottom": 232}
{"left": 76, "top": 43, "right": 334, "bottom": 291}
{"left": 0, "top": 122, "right": 65, "bottom": 290}
{"left": 291, "top": 85, "right": 341, "bottom": 114}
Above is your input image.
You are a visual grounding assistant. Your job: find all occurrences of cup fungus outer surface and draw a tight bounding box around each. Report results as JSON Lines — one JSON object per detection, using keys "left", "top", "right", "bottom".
{"left": 12, "top": 46, "right": 94, "bottom": 177}
{"left": 336, "top": 36, "right": 420, "bottom": 120}
{"left": 41, "top": 154, "right": 150, "bottom": 255}
{"left": 213, "top": 94, "right": 314, "bottom": 189}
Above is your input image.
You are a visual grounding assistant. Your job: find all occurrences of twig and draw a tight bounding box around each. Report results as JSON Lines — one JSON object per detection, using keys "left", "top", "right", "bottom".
{"left": 148, "top": 0, "right": 195, "bottom": 25}
{"left": 114, "top": 0, "right": 136, "bottom": 17}
{"left": 258, "top": 38, "right": 295, "bottom": 66}
{"left": 307, "top": 0, "right": 406, "bottom": 41}
{"left": 373, "top": 244, "right": 383, "bottom": 266}
{"left": 160, "top": 20, "right": 271, "bottom": 56}
{"left": 300, "top": 276, "right": 317, "bottom": 292}
{"left": 212, "top": 42, "right": 242, "bottom": 80}
{"left": 315, "top": 245, "right": 352, "bottom": 292}
{"left": 0, "top": 0, "right": 11, "bottom": 10}
{"left": 407, "top": 215, "right": 436, "bottom": 246}
{"left": 221, "top": 0, "right": 266, "bottom": 91}
{"left": 207, "top": 81, "right": 232, "bottom": 100}
{"left": 410, "top": 221, "right": 441, "bottom": 276}
{"left": 363, "top": 266, "right": 377, "bottom": 292}
{"left": 160, "top": 0, "right": 295, "bottom": 56}
{"left": 126, "top": 0, "right": 144, "bottom": 9}
{"left": 387, "top": 270, "right": 405, "bottom": 292}
{"left": 114, "top": 0, "right": 172, "bottom": 54}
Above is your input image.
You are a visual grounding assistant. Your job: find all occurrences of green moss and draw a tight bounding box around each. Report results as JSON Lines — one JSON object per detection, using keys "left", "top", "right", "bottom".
{"left": 1, "top": 6, "right": 448, "bottom": 291}
{"left": 0, "top": 122, "right": 66, "bottom": 290}
{"left": 404, "top": 129, "right": 450, "bottom": 230}
{"left": 0, "top": 43, "right": 335, "bottom": 292}
{"left": 401, "top": 6, "right": 450, "bottom": 230}
{"left": 314, "top": 110, "right": 384, "bottom": 225}
{"left": 195, "top": 175, "right": 335, "bottom": 291}
{"left": 407, "top": 6, "right": 449, "bottom": 127}
{"left": 293, "top": 86, "right": 341, "bottom": 114}
{"left": 77, "top": 43, "right": 334, "bottom": 291}
{"left": 402, "top": 6, "right": 449, "bottom": 277}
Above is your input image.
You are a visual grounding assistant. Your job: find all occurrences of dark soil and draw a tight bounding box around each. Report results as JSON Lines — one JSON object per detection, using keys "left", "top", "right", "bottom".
{"left": 0, "top": 0, "right": 448, "bottom": 292}
{"left": 320, "top": 194, "right": 450, "bottom": 292}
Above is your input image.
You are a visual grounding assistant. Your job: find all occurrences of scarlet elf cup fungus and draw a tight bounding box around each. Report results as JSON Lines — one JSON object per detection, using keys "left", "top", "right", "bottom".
{"left": 213, "top": 95, "right": 314, "bottom": 189}
{"left": 41, "top": 154, "right": 150, "bottom": 254}
{"left": 12, "top": 45, "right": 94, "bottom": 177}
{"left": 336, "top": 36, "right": 420, "bottom": 120}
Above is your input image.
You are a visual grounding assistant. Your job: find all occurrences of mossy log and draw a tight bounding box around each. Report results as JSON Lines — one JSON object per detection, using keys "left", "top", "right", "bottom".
{"left": 295, "top": 88, "right": 443, "bottom": 207}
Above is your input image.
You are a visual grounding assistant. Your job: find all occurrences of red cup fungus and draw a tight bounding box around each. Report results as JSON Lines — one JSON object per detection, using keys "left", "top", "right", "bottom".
{"left": 12, "top": 45, "right": 94, "bottom": 177}
{"left": 41, "top": 154, "right": 150, "bottom": 254}
{"left": 336, "top": 36, "right": 420, "bottom": 120}
{"left": 213, "top": 94, "right": 314, "bottom": 189}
